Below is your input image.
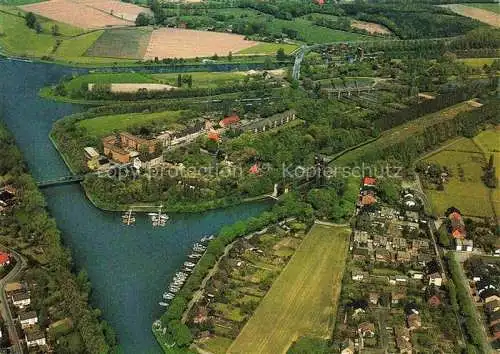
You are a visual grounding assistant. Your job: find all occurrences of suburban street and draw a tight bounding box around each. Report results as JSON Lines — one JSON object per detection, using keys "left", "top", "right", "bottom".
{"left": 0, "top": 247, "right": 27, "bottom": 354}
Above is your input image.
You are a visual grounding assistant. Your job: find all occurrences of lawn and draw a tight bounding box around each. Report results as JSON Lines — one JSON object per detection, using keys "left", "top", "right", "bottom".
{"left": 150, "top": 71, "right": 247, "bottom": 88}
{"left": 237, "top": 42, "right": 298, "bottom": 55}
{"left": 423, "top": 136, "right": 495, "bottom": 218}
{"left": 77, "top": 110, "right": 184, "bottom": 137}
{"left": 85, "top": 27, "right": 152, "bottom": 59}
{"left": 458, "top": 57, "right": 498, "bottom": 68}
{"left": 54, "top": 30, "right": 104, "bottom": 58}
{"left": 465, "top": 3, "right": 500, "bottom": 14}
{"left": 228, "top": 224, "right": 350, "bottom": 354}
{"left": 198, "top": 336, "right": 233, "bottom": 354}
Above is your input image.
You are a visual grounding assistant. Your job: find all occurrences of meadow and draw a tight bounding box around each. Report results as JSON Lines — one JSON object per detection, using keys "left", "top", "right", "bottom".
{"left": 237, "top": 42, "right": 298, "bottom": 55}
{"left": 76, "top": 110, "right": 184, "bottom": 137}
{"left": 423, "top": 137, "right": 494, "bottom": 218}
{"left": 64, "top": 72, "right": 156, "bottom": 91}
{"left": 228, "top": 224, "right": 349, "bottom": 354}
{"left": 458, "top": 57, "right": 497, "bottom": 68}
{"left": 466, "top": 3, "right": 500, "bottom": 14}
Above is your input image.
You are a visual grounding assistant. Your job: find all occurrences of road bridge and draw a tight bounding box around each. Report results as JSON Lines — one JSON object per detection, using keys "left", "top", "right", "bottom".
{"left": 36, "top": 175, "right": 85, "bottom": 188}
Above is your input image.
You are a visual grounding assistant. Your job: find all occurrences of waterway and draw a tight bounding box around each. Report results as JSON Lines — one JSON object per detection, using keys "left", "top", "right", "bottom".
{"left": 0, "top": 59, "right": 272, "bottom": 353}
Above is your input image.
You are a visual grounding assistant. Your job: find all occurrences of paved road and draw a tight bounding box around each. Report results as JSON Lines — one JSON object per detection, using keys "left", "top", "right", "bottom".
{"left": 0, "top": 247, "right": 27, "bottom": 354}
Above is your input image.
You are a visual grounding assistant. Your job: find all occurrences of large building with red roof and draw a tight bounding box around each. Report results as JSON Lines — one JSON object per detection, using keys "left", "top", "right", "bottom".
{"left": 0, "top": 252, "right": 11, "bottom": 266}
{"left": 449, "top": 211, "right": 466, "bottom": 239}
{"left": 219, "top": 114, "right": 240, "bottom": 128}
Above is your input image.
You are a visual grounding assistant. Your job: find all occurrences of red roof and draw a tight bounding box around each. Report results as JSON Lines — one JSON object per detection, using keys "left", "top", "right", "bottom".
{"left": 220, "top": 114, "right": 240, "bottom": 127}
{"left": 0, "top": 252, "right": 10, "bottom": 266}
{"left": 315, "top": 0, "right": 325, "bottom": 5}
{"left": 363, "top": 176, "right": 376, "bottom": 186}
{"left": 207, "top": 131, "right": 220, "bottom": 142}
{"left": 249, "top": 164, "right": 260, "bottom": 174}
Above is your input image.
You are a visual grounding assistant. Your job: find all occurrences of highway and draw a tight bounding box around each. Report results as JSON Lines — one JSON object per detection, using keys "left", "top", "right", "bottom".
{"left": 0, "top": 247, "right": 27, "bottom": 354}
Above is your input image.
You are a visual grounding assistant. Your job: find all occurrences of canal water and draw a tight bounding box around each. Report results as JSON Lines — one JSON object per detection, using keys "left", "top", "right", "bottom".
{"left": 0, "top": 59, "right": 271, "bottom": 353}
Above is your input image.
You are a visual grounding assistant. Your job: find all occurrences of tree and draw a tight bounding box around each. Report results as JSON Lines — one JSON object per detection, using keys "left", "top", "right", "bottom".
{"left": 51, "top": 24, "right": 59, "bottom": 36}
{"left": 25, "top": 12, "right": 37, "bottom": 29}
{"left": 228, "top": 51, "right": 233, "bottom": 61}
{"left": 35, "top": 22, "right": 42, "bottom": 34}
{"left": 177, "top": 74, "right": 182, "bottom": 87}
{"left": 276, "top": 47, "right": 286, "bottom": 61}
{"left": 135, "top": 12, "right": 150, "bottom": 26}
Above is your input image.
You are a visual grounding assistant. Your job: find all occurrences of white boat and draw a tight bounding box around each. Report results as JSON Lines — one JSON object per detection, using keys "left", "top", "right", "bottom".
{"left": 182, "top": 267, "right": 193, "bottom": 273}
{"left": 164, "top": 293, "right": 175, "bottom": 299}
{"left": 163, "top": 293, "right": 171, "bottom": 299}
{"left": 184, "top": 261, "right": 196, "bottom": 267}
{"left": 207, "top": 235, "right": 215, "bottom": 241}
{"left": 188, "top": 254, "right": 202, "bottom": 259}
{"left": 159, "top": 302, "right": 169, "bottom": 307}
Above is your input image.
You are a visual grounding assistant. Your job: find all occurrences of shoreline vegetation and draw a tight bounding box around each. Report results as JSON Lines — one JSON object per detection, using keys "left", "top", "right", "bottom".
{"left": 0, "top": 122, "right": 116, "bottom": 352}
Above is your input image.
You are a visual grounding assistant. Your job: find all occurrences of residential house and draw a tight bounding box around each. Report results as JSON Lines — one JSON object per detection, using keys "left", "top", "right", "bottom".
{"left": 83, "top": 146, "right": 99, "bottom": 160}
{"left": 358, "top": 322, "right": 376, "bottom": 337}
{"left": 480, "top": 288, "right": 499, "bottom": 302}
{"left": 219, "top": 113, "right": 240, "bottom": 128}
{"left": 0, "top": 252, "right": 10, "bottom": 267}
{"left": 341, "top": 339, "right": 355, "bottom": 354}
{"left": 353, "top": 230, "right": 369, "bottom": 245}
{"left": 408, "top": 270, "right": 424, "bottom": 280}
{"left": 456, "top": 239, "right": 473, "bottom": 252}
{"left": 352, "top": 271, "right": 368, "bottom": 281}
{"left": 405, "top": 210, "right": 419, "bottom": 223}
{"left": 391, "top": 290, "right": 406, "bottom": 305}
{"left": 362, "top": 176, "right": 376, "bottom": 188}
{"left": 25, "top": 330, "right": 46, "bottom": 348}
{"left": 0, "top": 185, "right": 16, "bottom": 213}
{"left": 369, "top": 292, "right": 380, "bottom": 305}
{"left": 102, "top": 136, "right": 132, "bottom": 164}
{"left": 449, "top": 211, "right": 466, "bottom": 239}
{"left": 12, "top": 292, "right": 30, "bottom": 308}
{"left": 389, "top": 276, "right": 409, "bottom": 285}
{"left": 407, "top": 313, "right": 422, "bottom": 330}
{"left": 477, "top": 279, "right": 497, "bottom": 296}
{"left": 102, "top": 132, "right": 158, "bottom": 164}
{"left": 411, "top": 239, "right": 430, "bottom": 253}
{"left": 358, "top": 193, "right": 377, "bottom": 207}
{"left": 373, "top": 235, "right": 388, "bottom": 248}
{"left": 392, "top": 237, "right": 407, "bottom": 250}
{"left": 485, "top": 298, "right": 500, "bottom": 313}
{"left": 428, "top": 272, "right": 443, "bottom": 287}
{"left": 395, "top": 327, "right": 413, "bottom": 354}
{"left": 375, "top": 248, "right": 392, "bottom": 263}
{"left": 19, "top": 311, "right": 38, "bottom": 329}
{"left": 4, "top": 282, "right": 23, "bottom": 296}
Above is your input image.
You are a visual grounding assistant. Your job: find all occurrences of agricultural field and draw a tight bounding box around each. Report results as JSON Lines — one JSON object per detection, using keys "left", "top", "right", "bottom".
{"left": 237, "top": 42, "right": 298, "bottom": 55}
{"left": 76, "top": 110, "right": 185, "bottom": 137}
{"left": 20, "top": 0, "right": 142, "bottom": 29}
{"left": 228, "top": 224, "right": 349, "bottom": 354}
{"left": 150, "top": 71, "right": 247, "bottom": 88}
{"left": 463, "top": 3, "right": 500, "bottom": 15}
{"left": 143, "top": 28, "right": 257, "bottom": 60}
{"left": 85, "top": 27, "right": 152, "bottom": 59}
{"left": 64, "top": 72, "right": 156, "bottom": 91}
{"left": 422, "top": 137, "right": 495, "bottom": 218}
{"left": 441, "top": 4, "right": 500, "bottom": 28}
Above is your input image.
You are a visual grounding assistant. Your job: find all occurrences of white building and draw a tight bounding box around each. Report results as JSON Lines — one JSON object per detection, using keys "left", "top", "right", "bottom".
{"left": 11, "top": 292, "right": 30, "bottom": 308}
{"left": 428, "top": 272, "right": 443, "bottom": 287}
{"left": 25, "top": 331, "right": 46, "bottom": 348}
{"left": 19, "top": 311, "right": 38, "bottom": 329}
{"left": 456, "top": 239, "right": 473, "bottom": 252}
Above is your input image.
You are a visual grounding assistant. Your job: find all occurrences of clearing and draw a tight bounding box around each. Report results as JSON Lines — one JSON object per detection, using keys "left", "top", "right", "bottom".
{"left": 237, "top": 42, "right": 298, "bottom": 55}
{"left": 441, "top": 4, "right": 500, "bottom": 28}
{"left": 20, "top": 0, "right": 138, "bottom": 29}
{"left": 85, "top": 27, "right": 152, "bottom": 59}
{"left": 351, "top": 20, "right": 391, "bottom": 35}
{"left": 463, "top": 3, "right": 500, "bottom": 15}
{"left": 88, "top": 83, "right": 176, "bottom": 93}
{"left": 228, "top": 224, "right": 349, "bottom": 354}
{"left": 143, "top": 28, "right": 257, "bottom": 59}
{"left": 77, "top": 110, "right": 185, "bottom": 137}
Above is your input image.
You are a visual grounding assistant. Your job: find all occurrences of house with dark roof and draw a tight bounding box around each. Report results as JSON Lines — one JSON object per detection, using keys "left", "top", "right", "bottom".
{"left": 25, "top": 330, "right": 46, "bottom": 347}
{"left": 19, "top": 311, "right": 38, "bottom": 329}
{"left": 358, "top": 322, "right": 376, "bottom": 337}
{"left": 12, "top": 292, "right": 30, "bottom": 308}
{"left": 353, "top": 248, "right": 370, "bottom": 261}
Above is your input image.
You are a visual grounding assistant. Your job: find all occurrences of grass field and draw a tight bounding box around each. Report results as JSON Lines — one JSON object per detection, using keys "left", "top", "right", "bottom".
{"left": 237, "top": 42, "right": 298, "bottom": 55}
{"left": 459, "top": 57, "right": 498, "bottom": 68}
{"left": 64, "top": 72, "right": 156, "bottom": 91}
{"left": 228, "top": 224, "right": 349, "bottom": 354}
{"left": 85, "top": 27, "right": 152, "bottom": 59}
{"left": 151, "top": 71, "right": 246, "bottom": 88}
{"left": 335, "top": 101, "right": 477, "bottom": 165}
{"left": 441, "top": 4, "right": 500, "bottom": 27}
{"left": 466, "top": 3, "right": 500, "bottom": 14}
{"left": 473, "top": 127, "right": 500, "bottom": 217}
{"left": 77, "top": 110, "right": 184, "bottom": 137}
{"left": 423, "top": 137, "right": 494, "bottom": 218}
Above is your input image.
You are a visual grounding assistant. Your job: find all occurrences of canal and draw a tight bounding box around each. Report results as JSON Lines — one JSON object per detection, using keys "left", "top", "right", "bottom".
{"left": 0, "top": 59, "right": 272, "bottom": 353}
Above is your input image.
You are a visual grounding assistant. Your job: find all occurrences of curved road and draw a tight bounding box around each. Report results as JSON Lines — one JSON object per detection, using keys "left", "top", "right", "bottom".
{"left": 0, "top": 247, "right": 28, "bottom": 354}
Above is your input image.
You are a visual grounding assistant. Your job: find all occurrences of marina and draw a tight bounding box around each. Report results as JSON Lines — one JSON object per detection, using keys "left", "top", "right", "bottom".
{"left": 149, "top": 205, "right": 169, "bottom": 227}
{"left": 122, "top": 210, "right": 136, "bottom": 225}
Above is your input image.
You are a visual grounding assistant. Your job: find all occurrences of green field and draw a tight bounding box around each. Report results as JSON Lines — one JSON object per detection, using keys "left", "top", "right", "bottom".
{"left": 423, "top": 137, "right": 494, "bottom": 218}
{"left": 335, "top": 101, "right": 476, "bottom": 165}
{"left": 228, "top": 224, "right": 349, "bottom": 354}
{"left": 0, "top": 9, "right": 56, "bottom": 56}
{"left": 459, "top": 57, "right": 498, "bottom": 68}
{"left": 473, "top": 128, "right": 500, "bottom": 217}
{"left": 237, "top": 42, "right": 298, "bottom": 55}
{"left": 54, "top": 31, "right": 104, "bottom": 58}
{"left": 150, "top": 71, "right": 246, "bottom": 88}
{"left": 85, "top": 27, "right": 152, "bottom": 59}
{"left": 77, "top": 110, "right": 184, "bottom": 137}
{"left": 466, "top": 3, "right": 500, "bottom": 14}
